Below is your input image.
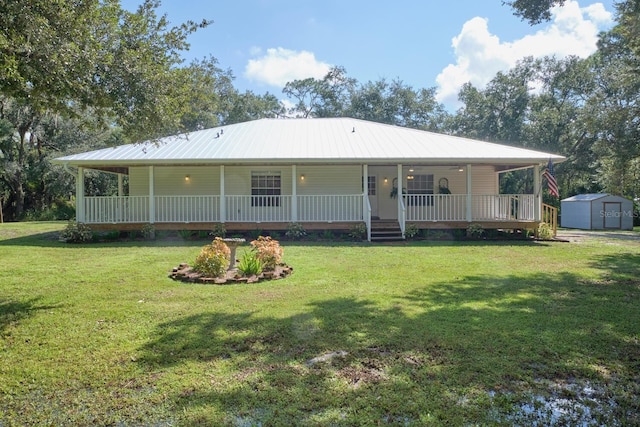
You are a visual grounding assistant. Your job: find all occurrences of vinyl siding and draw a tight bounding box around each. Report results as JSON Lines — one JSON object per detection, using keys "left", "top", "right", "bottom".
{"left": 296, "top": 165, "right": 362, "bottom": 195}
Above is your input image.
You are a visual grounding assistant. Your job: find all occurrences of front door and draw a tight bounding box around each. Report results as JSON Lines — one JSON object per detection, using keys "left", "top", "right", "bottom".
{"left": 368, "top": 166, "right": 398, "bottom": 220}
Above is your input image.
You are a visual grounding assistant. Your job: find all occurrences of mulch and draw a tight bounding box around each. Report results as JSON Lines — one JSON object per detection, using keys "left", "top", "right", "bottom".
{"left": 169, "top": 263, "right": 293, "bottom": 285}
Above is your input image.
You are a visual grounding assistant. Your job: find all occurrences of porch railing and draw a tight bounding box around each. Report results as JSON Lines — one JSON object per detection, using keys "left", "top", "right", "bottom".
{"left": 82, "top": 193, "right": 537, "bottom": 224}
{"left": 404, "top": 194, "right": 535, "bottom": 222}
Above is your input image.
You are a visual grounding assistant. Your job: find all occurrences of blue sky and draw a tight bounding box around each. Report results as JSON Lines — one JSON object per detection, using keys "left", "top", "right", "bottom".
{"left": 122, "top": 0, "right": 615, "bottom": 110}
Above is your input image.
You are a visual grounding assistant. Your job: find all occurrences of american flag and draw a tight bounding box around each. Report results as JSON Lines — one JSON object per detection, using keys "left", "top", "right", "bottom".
{"left": 543, "top": 159, "right": 559, "bottom": 198}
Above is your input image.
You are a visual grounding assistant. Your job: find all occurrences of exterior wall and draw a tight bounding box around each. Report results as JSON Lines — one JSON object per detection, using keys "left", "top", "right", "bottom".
{"left": 296, "top": 165, "right": 361, "bottom": 195}
{"left": 129, "top": 167, "right": 149, "bottom": 196}
{"left": 471, "top": 165, "right": 498, "bottom": 194}
{"left": 561, "top": 201, "right": 591, "bottom": 229}
{"left": 224, "top": 166, "right": 293, "bottom": 195}
{"left": 562, "top": 195, "right": 633, "bottom": 230}
{"left": 592, "top": 196, "right": 633, "bottom": 230}
{"left": 129, "top": 166, "right": 220, "bottom": 196}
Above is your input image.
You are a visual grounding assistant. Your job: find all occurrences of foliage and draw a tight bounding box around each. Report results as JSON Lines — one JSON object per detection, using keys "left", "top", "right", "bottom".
{"left": 348, "top": 223, "right": 367, "bottom": 241}
{"left": 178, "top": 230, "right": 194, "bottom": 240}
{"left": 210, "top": 223, "right": 227, "bottom": 238}
{"left": 250, "top": 236, "right": 283, "bottom": 271}
{"left": 141, "top": 224, "right": 155, "bottom": 240}
{"left": 285, "top": 222, "right": 307, "bottom": 240}
{"left": 404, "top": 223, "right": 420, "bottom": 239}
{"left": 58, "top": 221, "right": 93, "bottom": 243}
{"left": 321, "top": 230, "right": 335, "bottom": 240}
{"left": 537, "top": 222, "right": 555, "bottom": 240}
{"left": 467, "top": 223, "right": 486, "bottom": 239}
{"left": 193, "top": 238, "right": 230, "bottom": 278}
{"left": 237, "top": 250, "right": 263, "bottom": 276}
{"left": 505, "top": 0, "right": 567, "bottom": 25}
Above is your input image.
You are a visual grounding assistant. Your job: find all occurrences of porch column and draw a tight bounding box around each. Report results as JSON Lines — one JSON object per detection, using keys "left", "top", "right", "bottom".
{"left": 533, "top": 164, "right": 541, "bottom": 221}
{"left": 117, "top": 174, "right": 124, "bottom": 196}
{"left": 219, "top": 165, "right": 226, "bottom": 223}
{"left": 291, "top": 165, "right": 298, "bottom": 222}
{"left": 148, "top": 166, "right": 155, "bottom": 224}
{"left": 76, "top": 167, "right": 85, "bottom": 222}
{"left": 397, "top": 163, "right": 405, "bottom": 236}
{"left": 466, "top": 164, "right": 472, "bottom": 222}
{"left": 363, "top": 164, "right": 371, "bottom": 241}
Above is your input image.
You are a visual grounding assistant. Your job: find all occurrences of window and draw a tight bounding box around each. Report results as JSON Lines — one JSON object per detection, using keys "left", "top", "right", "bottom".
{"left": 368, "top": 176, "right": 376, "bottom": 196}
{"left": 407, "top": 174, "right": 434, "bottom": 206}
{"left": 251, "top": 172, "right": 281, "bottom": 207}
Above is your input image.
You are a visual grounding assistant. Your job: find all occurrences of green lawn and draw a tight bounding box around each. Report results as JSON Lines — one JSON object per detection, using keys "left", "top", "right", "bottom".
{"left": 1, "top": 222, "right": 638, "bottom": 425}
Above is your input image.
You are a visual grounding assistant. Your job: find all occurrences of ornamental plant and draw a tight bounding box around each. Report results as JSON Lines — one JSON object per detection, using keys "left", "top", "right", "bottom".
{"left": 59, "top": 221, "right": 93, "bottom": 243}
{"left": 250, "top": 236, "right": 283, "bottom": 271}
{"left": 237, "top": 250, "right": 263, "bottom": 276}
{"left": 193, "top": 237, "right": 231, "bottom": 278}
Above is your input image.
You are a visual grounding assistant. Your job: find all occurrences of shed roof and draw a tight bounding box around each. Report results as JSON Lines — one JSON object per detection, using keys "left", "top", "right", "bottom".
{"left": 562, "top": 194, "right": 631, "bottom": 202}
{"left": 53, "top": 117, "right": 565, "bottom": 168}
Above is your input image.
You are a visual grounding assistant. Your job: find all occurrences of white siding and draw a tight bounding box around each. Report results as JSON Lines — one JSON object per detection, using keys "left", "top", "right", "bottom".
{"left": 297, "top": 165, "right": 361, "bottom": 195}
{"left": 225, "top": 166, "right": 292, "bottom": 195}
{"left": 129, "top": 167, "right": 149, "bottom": 196}
{"left": 471, "top": 165, "right": 498, "bottom": 194}
{"left": 154, "top": 166, "right": 219, "bottom": 196}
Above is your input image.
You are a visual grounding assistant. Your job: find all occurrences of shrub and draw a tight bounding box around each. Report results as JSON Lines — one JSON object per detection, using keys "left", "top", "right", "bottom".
{"left": 321, "top": 230, "right": 335, "bottom": 240}
{"left": 348, "top": 223, "right": 367, "bottom": 241}
{"left": 237, "top": 251, "right": 263, "bottom": 276}
{"left": 537, "top": 222, "right": 554, "bottom": 240}
{"left": 193, "top": 238, "right": 231, "bottom": 278}
{"left": 211, "top": 223, "right": 226, "bottom": 238}
{"left": 467, "top": 223, "right": 485, "bottom": 239}
{"left": 285, "top": 222, "right": 307, "bottom": 240}
{"left": 141, "top": 223, "right": 155, "bottom": 240}
{"left": 59, "top": 221, "right": 93, "bottom": 243}
{"left": 179, "top": 230, "right": 194, "bottom": 240}
{"left": 404, "top": 223, "right": 420, "bottom": 239}
{"left": 250, "top": 236, "right": 283, "bottom": 271}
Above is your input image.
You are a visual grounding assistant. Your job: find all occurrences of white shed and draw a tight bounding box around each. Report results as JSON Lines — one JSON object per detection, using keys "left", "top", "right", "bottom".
{"left": 561, "top": 194, "right": 634, "bottom": 230}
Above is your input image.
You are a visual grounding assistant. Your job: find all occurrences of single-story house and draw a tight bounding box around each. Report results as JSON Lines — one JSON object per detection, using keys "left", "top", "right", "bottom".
{"left": 53, "top": 117, "right": 566, "bottom": 240}
{"left": 561, "top": 194, "right": 634, "bottom": 230}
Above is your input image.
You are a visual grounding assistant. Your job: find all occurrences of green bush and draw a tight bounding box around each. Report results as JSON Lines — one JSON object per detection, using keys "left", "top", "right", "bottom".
{"left": 467, "top": 223, "right": 485, "bottom": 239}
{"left": 141, "top": 223, "right": 155, "bottom": 240}
{"left": 537, "top": 222, "right": 554, "bottom": 240}
{"left": 211, "top": 223, "right": 226, "bottom": 238}
{"left": 285, "top": 222, "right": 307, "bottom": 240}
{"left": 179, "top": 230, "right": 194, "bottom": 240}
{"left": 250, "top": 236, "right": 283, "bottom": 271}
{"left": 404, "top": 223, "right": 420, "bottom": 239}
{"left": 193, "top": 238, "right": 231, "bottom": 278}
{"left": 237, "top": 251, "right": 263, "bottom": 276}
{"left": 348, "top": 223, "right": 367, "bottom": 241}
{"left": 59, "top": 221, "right": 93, "bottom": 243}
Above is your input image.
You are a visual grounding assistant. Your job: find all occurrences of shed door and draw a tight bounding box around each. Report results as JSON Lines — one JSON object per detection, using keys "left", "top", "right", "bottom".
{"left": 603, "top": 202, "right": 622, "bottom": 229}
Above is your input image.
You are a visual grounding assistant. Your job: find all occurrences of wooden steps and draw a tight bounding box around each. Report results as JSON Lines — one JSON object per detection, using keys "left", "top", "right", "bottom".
{"left": 370, "top": 220, "right": 404, "bottom": 242}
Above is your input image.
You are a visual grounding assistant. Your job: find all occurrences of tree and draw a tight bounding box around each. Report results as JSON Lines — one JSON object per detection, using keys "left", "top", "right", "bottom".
{"left": 223, "top": 91, "right": 284, "bottom": 125}
{"left": 504, "top": 0, "right": 567, "bottom": 25}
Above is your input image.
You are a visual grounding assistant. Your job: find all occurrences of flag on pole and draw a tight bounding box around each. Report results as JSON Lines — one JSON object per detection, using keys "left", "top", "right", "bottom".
{"left": 543, "top": 159, "right": 559, "bottom": 198}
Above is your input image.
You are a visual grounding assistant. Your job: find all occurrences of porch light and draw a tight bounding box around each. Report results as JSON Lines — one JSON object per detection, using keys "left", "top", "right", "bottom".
{"left": 409, "top": 167, "right": 414, "bottom": 172}
{"left": 458, "top": 166, "right": 464, "bottom": 172}
{"left": 300, "top": 174, "right": 305, "bottom": 181}
{"left": 185, "top": 175, "right": 190, "bottom": 182}
{"left": 384, "top": 177, "right": 388, "bottom": 183}
{"left": 407, "top": 175, "right": 414, "bottom": 180}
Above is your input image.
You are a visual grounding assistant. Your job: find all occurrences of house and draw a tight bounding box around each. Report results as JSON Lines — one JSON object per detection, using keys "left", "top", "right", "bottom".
{"left": 561, "top": 194, "right": 634, "bottom": 230}
{"left": 52, "top": 117, "right": 565, "bottom": 240}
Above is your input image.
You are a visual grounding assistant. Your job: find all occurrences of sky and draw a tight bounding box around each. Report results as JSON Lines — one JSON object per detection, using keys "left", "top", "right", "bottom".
{"left": 122, "top": 0, "right": 616, "bottom": 111}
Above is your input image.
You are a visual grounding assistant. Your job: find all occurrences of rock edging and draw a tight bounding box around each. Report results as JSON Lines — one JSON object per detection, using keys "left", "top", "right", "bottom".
{"left": 169, "top": 263, "right": 293, "bottom": 285}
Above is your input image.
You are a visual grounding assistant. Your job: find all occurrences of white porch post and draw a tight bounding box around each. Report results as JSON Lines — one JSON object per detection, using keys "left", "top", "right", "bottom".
{"left": 466, "top": 164, "right": 472, "bottom": 222}
{"left": 76, "top": 167, "right": 85, "bottom": 222}
{"left": 219, "top": 165, "right": 226, "bottom": 223}
{"left": 291, "top": 165, "right": 298, "bottom": 222}
{"left": 533, "top": 164, "right": 541, "bottom": 221}
{"left": 148, "top": 166, "right": 155, "bottom": 224}
{"left": 397, "top": 163, "right": 405, "bottom": 236}
{"left": 117, "top": 174, "right": 124, "bottom": 196}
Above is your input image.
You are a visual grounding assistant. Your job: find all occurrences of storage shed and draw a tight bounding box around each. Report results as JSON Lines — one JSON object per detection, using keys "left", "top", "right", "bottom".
{"left": 561, "top": 194, "right": 634, "bottom": 230}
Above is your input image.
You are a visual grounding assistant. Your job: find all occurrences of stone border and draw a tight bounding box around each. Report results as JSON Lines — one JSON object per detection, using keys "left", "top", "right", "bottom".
{"left": 169, "top": 263, "right": 293, "bottom": 285}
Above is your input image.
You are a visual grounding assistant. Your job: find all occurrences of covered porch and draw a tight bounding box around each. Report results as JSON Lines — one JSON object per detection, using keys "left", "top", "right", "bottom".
{"left": 74, "top": 162, "right": 543, "bottom": 241}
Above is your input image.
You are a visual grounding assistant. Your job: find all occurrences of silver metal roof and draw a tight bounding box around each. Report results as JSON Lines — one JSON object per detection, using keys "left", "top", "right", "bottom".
{"left": 53, "top": 118, "right": 566, "bottom": 167}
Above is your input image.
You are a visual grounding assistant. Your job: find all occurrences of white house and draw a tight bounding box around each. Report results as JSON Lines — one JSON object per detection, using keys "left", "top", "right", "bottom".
{"left": 53, "top": 118, "right": 565, "bottom": 240}
{"left": 561, "top": 194, "right": 634, "bottom": 230}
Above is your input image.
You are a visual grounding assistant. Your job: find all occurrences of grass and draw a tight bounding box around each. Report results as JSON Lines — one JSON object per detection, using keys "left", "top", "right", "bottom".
{"left": 1, "top": 222, "right": 639, "bottom": 425}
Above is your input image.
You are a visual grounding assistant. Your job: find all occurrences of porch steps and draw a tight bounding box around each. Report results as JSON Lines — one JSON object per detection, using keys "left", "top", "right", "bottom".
{"left": 370, "top": 220, "right": 404, "bottom": 242}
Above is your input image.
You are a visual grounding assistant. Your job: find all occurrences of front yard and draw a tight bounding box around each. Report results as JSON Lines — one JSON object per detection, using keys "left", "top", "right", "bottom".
{"left": 1, "top": 222, "right": 638, "bottom": 425}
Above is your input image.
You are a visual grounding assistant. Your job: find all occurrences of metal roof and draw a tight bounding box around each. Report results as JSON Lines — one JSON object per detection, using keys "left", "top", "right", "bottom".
{"left": 562, "top": 193, "right": 631, "bottom": 202}
{"left": 53, "top": 117, "right": 566, "bottom": 167}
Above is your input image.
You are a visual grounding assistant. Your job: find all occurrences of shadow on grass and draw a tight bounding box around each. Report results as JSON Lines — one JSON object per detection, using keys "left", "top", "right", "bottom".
{"left": 138, "top": 270, "right": 639, "bottom": 425}
{"left": 0, "top": 298, "right": 61, "bottom": 333}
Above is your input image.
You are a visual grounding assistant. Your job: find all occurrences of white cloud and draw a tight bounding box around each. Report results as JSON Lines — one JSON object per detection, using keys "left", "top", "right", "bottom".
{"left": 435, "top": 1, "right": 614, "bottom": 108}
{"left": 244, "top": 47, "right": 331, "bottom": 87}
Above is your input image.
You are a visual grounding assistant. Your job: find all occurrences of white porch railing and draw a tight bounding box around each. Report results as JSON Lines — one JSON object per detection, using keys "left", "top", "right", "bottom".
{"left": 155, "top": 195, "right": 220, "bottom": 223}
{"left": 405, "top": 194, "right": 535, "bottom": 222}
{"left": 82, "top": 194, "right": 535, "bottom": 224}
{"left": 84, "top": 196, "right": 149, "bottom": 223}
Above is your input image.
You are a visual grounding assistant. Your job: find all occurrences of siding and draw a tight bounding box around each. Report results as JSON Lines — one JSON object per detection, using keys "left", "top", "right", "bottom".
{"left": 129, "top": 166, "right": 220, "bottom": 196}
{"left": 296, "top": 165, "right": 362, "bottom": 195}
